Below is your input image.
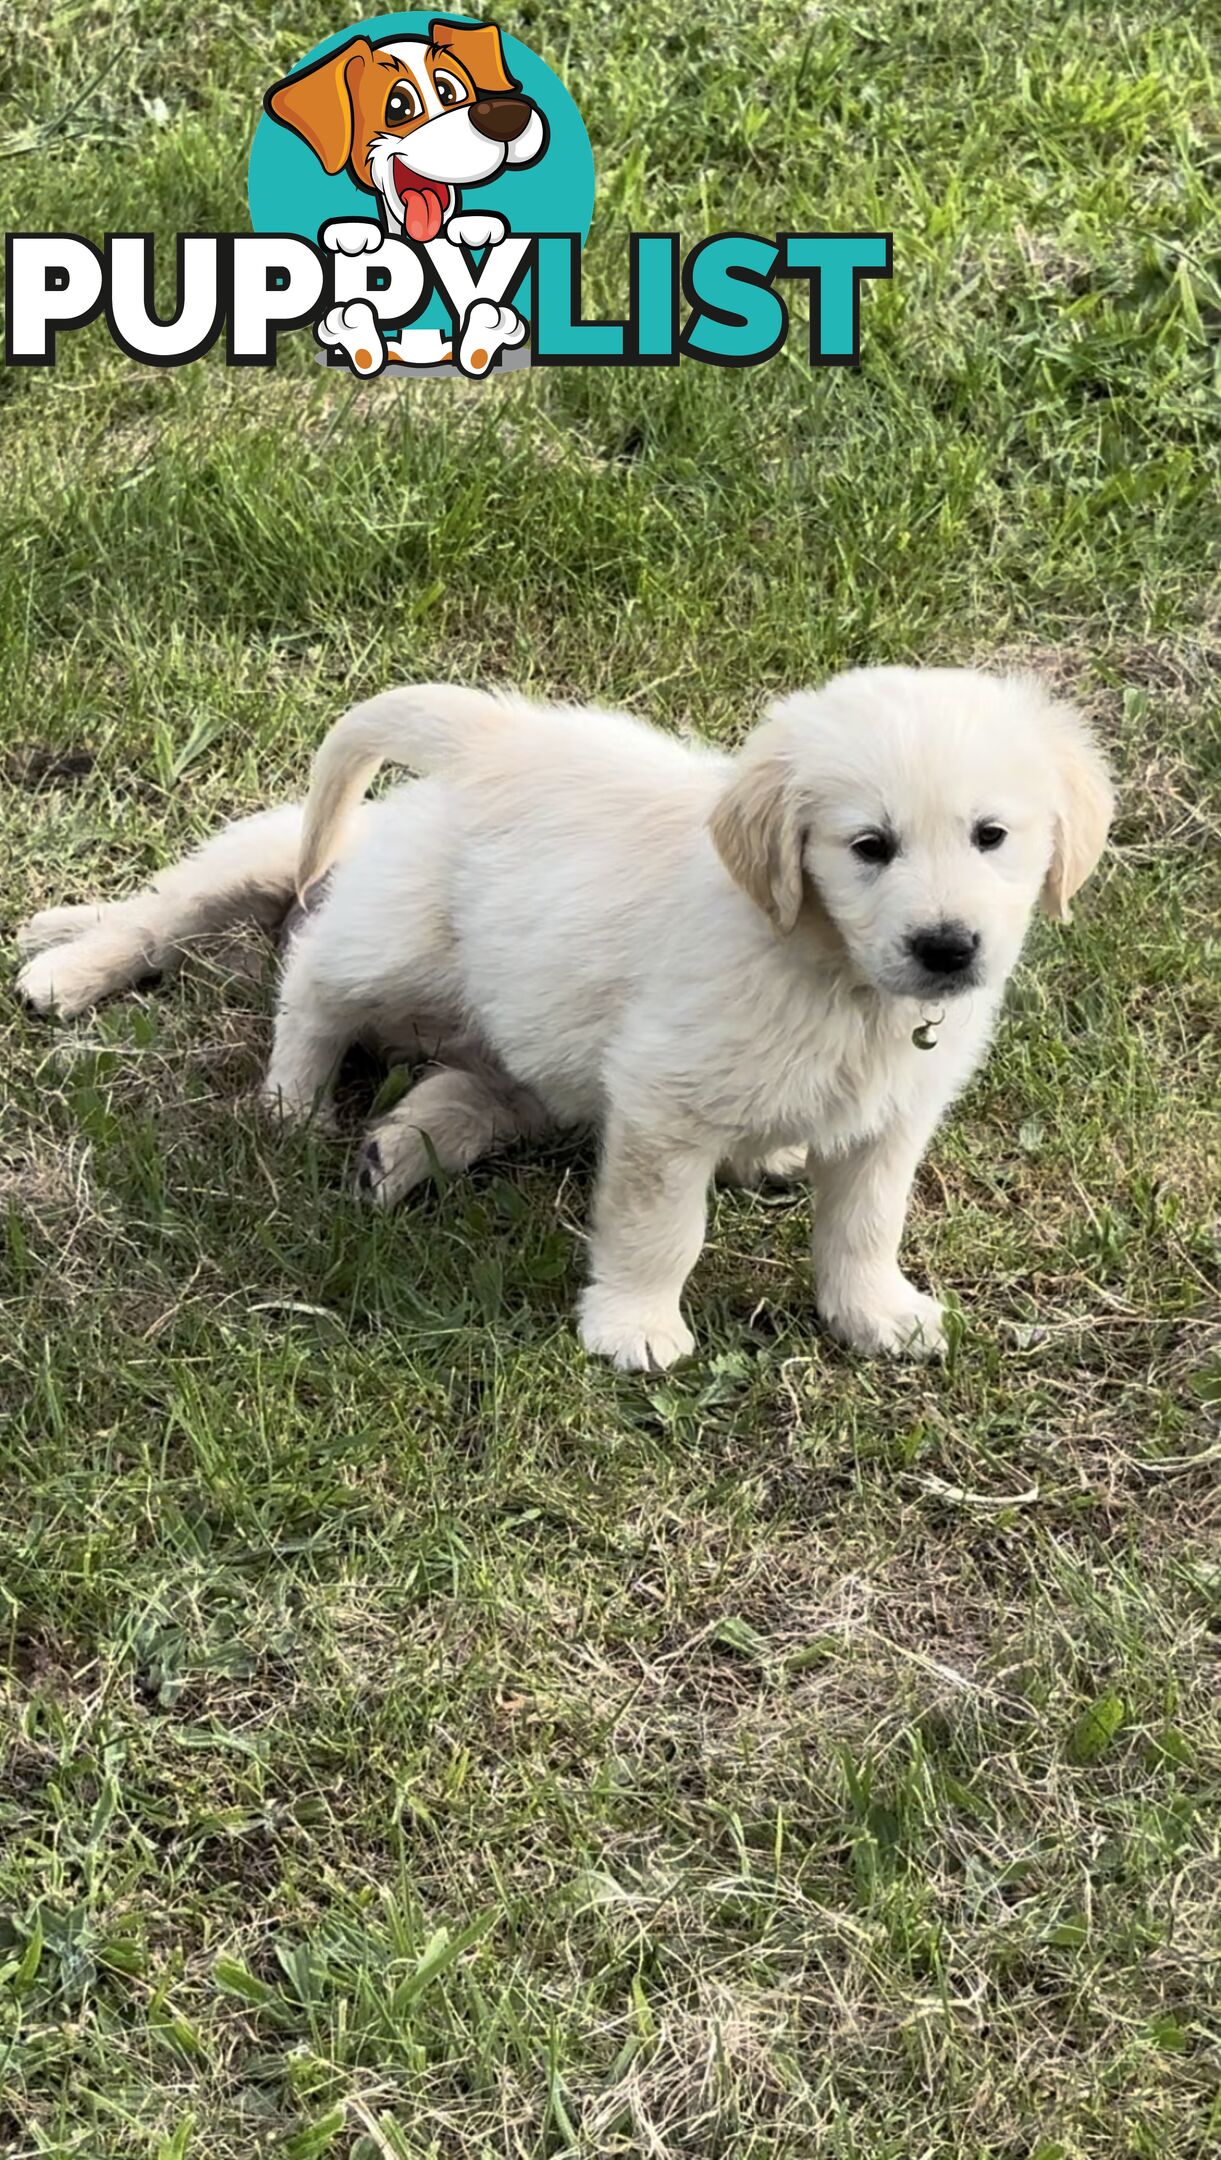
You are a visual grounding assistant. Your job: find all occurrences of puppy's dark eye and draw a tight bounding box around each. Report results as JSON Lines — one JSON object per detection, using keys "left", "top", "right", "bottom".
{"left": 434, "top": 69, "right": 465, "bottom": 106}
{"left": 851, "top": 830, "right": 897, "bottom": 867}
{"left": 973, "top": 820, "right": 1007, "bottom": 852}
{"left": 386, "top": 82, "right": 421, "bottom": 125}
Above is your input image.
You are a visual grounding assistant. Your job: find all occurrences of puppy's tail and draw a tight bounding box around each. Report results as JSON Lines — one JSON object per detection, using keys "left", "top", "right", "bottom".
{"left": 296, "top": 683, "right": 511, "bottom": 900}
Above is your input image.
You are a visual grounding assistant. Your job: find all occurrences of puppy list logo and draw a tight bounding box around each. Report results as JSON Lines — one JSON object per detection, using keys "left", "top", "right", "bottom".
{"left": 4, "top": 11, "right": 893, "bottom": 381}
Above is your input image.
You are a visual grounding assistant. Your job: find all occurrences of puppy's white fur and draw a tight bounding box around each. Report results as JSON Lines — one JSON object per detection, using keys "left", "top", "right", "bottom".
{"left": 16, "top": 669, "right": 1112, "bottom": 1370}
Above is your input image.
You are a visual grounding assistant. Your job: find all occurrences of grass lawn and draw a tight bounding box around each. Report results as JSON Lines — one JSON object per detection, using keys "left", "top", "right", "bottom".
{"left": 1, "top": 1, "right": 1219, "bottom": 2153}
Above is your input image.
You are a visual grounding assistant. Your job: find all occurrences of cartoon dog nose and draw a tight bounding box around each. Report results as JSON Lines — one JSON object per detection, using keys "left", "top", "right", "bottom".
{"left": 908, "top": 922, "right": 981, "bottom": 977}
{"left": 470, "top": 96, "right": 532, "bottom": 142}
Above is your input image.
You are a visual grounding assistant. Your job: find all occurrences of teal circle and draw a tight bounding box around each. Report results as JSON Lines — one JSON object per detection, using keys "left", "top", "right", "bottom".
{"left": 247, "top": 13, "right": 595, "bottom": 335}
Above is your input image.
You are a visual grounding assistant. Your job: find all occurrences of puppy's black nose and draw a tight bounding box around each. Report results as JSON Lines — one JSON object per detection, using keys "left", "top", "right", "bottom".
{"left": 470, "top": 96, "right": 531, "bottom": 142}
{"left": 908, "top": 922, "right": 980, "bottom": 977}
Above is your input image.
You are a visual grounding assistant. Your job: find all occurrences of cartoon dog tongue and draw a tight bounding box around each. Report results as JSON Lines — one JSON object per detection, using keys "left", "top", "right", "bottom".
{"left": 403, "top": 188, "right": 442, "bottom": 242}
{"left": 394, "top": 162, "right": 449, "bottom": 243}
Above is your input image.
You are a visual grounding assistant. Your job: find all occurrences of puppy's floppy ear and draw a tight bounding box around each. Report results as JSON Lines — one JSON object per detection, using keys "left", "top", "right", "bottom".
{"left": 1037, "top": 692, "right": 1115, "bottom": 921}
{"left": 430, "top": 19, "right": 519, "bottom": 94}
{"left": 709, "top": 724, "right": 807, "bottom": 933}
{"left": 264, "top": 37, "right": 373, "bottom": 175}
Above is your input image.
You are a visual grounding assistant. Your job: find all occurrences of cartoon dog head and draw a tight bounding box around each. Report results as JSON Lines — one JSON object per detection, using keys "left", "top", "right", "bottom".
{"left": 265, "top": 19, "right": 548, "bottom": 242}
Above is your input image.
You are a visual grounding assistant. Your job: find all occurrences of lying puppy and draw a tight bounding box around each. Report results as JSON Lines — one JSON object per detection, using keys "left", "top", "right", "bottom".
{"left": 16, "top": 670, "right": 1113, "bottom": 1370}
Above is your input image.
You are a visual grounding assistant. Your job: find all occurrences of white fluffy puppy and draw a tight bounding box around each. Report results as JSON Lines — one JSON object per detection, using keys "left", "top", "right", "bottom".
{"left": 16, "top": 670, "right": 1113, "bottom": 1370}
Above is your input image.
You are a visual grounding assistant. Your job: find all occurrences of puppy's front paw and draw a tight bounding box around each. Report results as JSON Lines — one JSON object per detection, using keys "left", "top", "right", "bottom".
{"left": 578, "top": 1289, "right": 695, "bottom": 1373}
{"left": 820, "top": 1280, "right": 947, "bottom": 1359}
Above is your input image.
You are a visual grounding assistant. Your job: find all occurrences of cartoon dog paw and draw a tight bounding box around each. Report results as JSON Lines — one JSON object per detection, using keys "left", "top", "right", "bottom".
{"left": 320, "top": 219, "right": 384, "bottom": 257}
{"left": 457, "top": 298, "right": 527, "bottom": 378}
{"left": 317, "top": 300, "right": 385, "bottom": 377}
{"left": 446, "top": 212, "right": 508, "bottom": 251}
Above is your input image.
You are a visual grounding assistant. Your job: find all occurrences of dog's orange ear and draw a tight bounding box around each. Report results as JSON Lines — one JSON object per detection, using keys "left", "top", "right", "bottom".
{"left": 265, "top": 37, "right": 373, "bottom": 175}
{"left": 430, "top": 19, "right": 518, "bottom": 95}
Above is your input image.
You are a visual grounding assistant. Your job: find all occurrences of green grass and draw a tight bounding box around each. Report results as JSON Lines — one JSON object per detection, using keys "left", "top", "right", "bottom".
{"left": 1, "top": 1, "right": 1219, "bottom": 2154}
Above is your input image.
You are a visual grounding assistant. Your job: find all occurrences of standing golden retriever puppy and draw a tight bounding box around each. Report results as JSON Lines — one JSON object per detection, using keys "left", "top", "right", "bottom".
{"left": 17, "top": 669, "right": 1112, "bottom": 1369}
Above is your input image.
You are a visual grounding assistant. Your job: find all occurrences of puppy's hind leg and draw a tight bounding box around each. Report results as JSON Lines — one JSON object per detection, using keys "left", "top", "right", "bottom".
{"left": 16, "top": 903, "right": 110, "bottom": 958}
{"left": 719, "top": 1141, "right": 809, "bottom": 1188}
{"left": 260, "top": 929, "right": 352, "bottom": 1129}
{"left": 355, "top": 1061, "right": 551, "bottom": 1206}
{"left": 17, "top": 804, "right": 303, "bottom": 1018}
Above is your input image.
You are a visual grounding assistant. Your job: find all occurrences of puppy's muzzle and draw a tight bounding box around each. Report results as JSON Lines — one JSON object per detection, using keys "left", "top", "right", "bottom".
{"left": 470, "top": 95, "right": 534, "bottom": 142}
